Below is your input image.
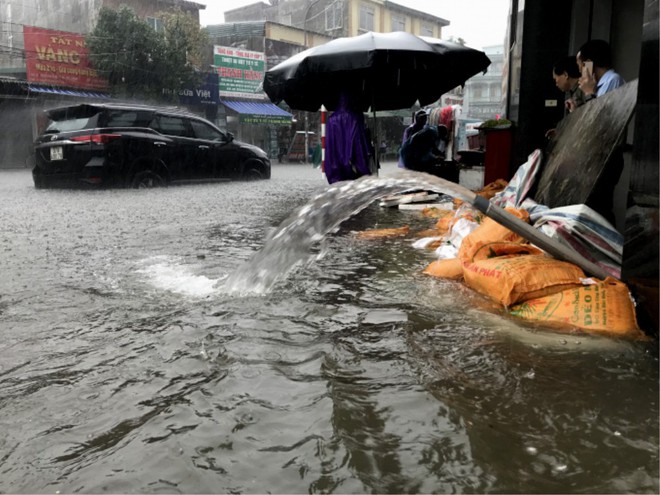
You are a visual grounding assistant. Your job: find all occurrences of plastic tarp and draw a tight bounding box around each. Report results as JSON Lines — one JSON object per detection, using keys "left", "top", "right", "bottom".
{"left": 491, "top": 149, "right": 623, "bottom": 278}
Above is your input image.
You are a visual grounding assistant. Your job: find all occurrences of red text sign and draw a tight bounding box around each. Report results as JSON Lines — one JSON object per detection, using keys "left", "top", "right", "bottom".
{"left": 23, "top": 25, "right": 108, "bottom": 90}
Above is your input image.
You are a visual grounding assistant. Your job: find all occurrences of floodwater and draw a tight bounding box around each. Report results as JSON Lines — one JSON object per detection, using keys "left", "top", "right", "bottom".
{"left": 0, "top": 164, "right": 657, "bottom": 494}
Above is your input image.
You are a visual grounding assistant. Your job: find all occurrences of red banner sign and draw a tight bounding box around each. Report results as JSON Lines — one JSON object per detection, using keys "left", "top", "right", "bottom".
{"left": 23, "top": 25, "right": 108, "bottom": 90}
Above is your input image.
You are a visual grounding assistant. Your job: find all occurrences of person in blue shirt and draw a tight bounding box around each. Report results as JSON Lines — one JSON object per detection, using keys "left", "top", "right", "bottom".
{"left": 573, "top": 39, "right": 625, "bottom": 106}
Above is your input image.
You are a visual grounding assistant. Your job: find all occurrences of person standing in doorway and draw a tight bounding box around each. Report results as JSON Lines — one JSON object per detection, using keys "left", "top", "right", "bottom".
{"left": 554, "top": 55, "right": 587, "bottom": 114}
{"left": 545, "top": 55, "right": 587, "bottom": 138}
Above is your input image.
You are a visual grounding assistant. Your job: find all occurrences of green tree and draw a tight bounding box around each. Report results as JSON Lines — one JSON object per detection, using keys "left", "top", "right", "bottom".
{"left": 160, "top": 9, "right": 209, "bottom": 87}
{"left": 448, "top": 36, "right": 467, "bottom": 46}
{"left": 87, "top": 6, "right": 208, "bottom": 99}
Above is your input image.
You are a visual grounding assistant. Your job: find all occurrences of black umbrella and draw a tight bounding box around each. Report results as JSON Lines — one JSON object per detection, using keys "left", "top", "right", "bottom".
{"left": 263, "top": 31, "right": 491, "bottom": 112}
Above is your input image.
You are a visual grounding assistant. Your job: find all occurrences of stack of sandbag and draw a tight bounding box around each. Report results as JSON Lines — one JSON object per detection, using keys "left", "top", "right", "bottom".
{"left": 422, "top": 208, "right": 643, "bottom": 338}
{"left": 411, "top": 204, "right": 483, "bottom": 253}
{"left": 423, "top": 207, "right": 530, "bottom": 280}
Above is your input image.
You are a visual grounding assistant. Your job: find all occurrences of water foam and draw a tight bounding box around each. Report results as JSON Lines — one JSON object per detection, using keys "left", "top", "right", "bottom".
{"left": 137, "top": 255, "right": 220, "bottom": 298}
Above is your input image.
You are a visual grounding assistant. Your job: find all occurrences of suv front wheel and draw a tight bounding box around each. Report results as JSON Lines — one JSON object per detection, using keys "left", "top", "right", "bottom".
{"left": 132, "top": 170, "right": 166, "bottom": 188}
{"left": 242, "top": 160, "right": 266, "bottom": 181}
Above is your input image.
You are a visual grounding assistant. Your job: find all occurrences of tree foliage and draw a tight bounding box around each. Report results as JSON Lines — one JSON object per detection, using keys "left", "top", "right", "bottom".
{"left": 448, "top": 36, "right": 467, "bottom": 46}
{"left": 87, "top": 6, "right": 209, "bottom": 99}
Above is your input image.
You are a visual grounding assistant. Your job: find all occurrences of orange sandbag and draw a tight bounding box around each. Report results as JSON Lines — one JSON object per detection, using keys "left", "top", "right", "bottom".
{"left": 478, "top": 178, "right": 509, "bottom": 200}
{"left": 435, "top": 215, "right": 455, "bottom": 232}
{"left": 454, "top": 179, "right": 508, "bottom": 207}
{"left": 435, "top": 209, "right": 481, "bottom": 232}
{"left": 468, "top": 241, "right": 543, "bottom": 262}
{"left": 458, "top": 208, "right": 530, "bottom": 261}
{"left": 462, "top": 254, "right": 585, "bottom": 307}
{"left": 354, "top": 225, "right": 410, "bottom": 239}
{"left": 421, "top": 207, "right": 454, "bottom": 219}
{"left": 423, "top": 258, "right": 464, "bottom": 280}
{"left": 509, "top": 278, "right": 645, "bottom": 338}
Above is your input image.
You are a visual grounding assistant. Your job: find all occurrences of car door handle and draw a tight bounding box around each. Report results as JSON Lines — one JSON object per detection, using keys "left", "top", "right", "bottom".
{"left": 198, "top": 145, "right": 210, "bottom": 150}
{"left": 154, "top": 141, "right": 167, "bottom": 147}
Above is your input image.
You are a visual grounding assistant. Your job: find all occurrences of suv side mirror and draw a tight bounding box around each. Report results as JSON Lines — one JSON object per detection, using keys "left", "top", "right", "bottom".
{"left": 227, "top": 132, "right": 234, "bottom": 142}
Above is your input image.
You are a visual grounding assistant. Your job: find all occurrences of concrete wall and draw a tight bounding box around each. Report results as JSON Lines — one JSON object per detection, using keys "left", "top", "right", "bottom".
{"left": 622, "top": 0, "right": 659, "bottom": 333}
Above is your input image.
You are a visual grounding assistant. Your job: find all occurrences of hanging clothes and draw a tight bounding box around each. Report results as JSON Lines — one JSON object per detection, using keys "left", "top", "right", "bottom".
{"left": 324, "top": 93, "right": 371, "bottom": 184}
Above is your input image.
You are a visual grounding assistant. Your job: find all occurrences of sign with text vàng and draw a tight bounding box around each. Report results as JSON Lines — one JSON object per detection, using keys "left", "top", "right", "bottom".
{"left": 23, "top": 26, "right": 108, "bottom": 91}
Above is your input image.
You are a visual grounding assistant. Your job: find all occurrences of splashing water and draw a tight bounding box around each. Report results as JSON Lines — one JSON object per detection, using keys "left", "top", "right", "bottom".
{"left": 222, "top": 170, "right": 472, "bottom": 294}
{"left": 138, "top": 255, "right": 219, "bottom": 297}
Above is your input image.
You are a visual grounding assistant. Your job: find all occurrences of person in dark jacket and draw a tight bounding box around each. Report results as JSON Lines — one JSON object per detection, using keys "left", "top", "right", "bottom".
{"left": 400, "top": 124, "right": 445, "bottom": 173}
{"left": 398, "top": 109, "right": 429, "bottom": 168}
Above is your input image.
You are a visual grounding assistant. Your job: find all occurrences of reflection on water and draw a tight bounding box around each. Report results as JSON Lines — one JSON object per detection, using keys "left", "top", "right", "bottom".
{"left": 0, "top": 167, "right": 657, "bottom": 493}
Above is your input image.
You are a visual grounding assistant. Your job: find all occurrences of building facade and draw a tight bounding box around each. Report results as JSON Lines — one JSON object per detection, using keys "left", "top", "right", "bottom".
{"left": 224, "top": 0, "right": 449, "bottom": 39}
{"left": 463, "top": 45, "right": 505, "bottom": 120}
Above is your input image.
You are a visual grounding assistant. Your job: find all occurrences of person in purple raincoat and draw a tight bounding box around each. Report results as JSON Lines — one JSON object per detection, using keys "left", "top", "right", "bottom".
{"left": 324, "top": 93, "right": 372, "bottom": 184}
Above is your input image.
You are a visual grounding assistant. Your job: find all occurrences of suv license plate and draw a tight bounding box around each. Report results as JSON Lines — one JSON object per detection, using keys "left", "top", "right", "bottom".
{"left": 50, "top": 146, "right": 63, "bottom": 161}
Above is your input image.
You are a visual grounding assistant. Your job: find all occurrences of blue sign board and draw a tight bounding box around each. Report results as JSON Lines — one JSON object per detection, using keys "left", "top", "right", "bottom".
{"left": 162, "top": 72, "right": 219, "bottom": 105}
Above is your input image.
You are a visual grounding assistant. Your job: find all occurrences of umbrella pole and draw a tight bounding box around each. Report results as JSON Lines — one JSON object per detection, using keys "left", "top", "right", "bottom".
{"left": 372, "top": 108, "right": 378, "bottom": 176}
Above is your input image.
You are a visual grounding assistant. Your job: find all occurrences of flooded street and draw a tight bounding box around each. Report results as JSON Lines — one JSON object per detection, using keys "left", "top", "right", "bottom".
{"left": 0, "top": 164, "right": 658, "bottom": 493}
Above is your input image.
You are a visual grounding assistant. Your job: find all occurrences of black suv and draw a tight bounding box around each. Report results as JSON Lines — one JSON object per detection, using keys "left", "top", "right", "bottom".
{"left": 32, "top": 103, "right": 271, "bottom": 188}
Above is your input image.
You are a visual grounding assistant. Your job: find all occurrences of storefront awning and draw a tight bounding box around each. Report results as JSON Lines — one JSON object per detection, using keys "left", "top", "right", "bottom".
{"left": 0, "top": 78, "right": 29, "bottom": 98}
{"left": 221, "top": 99, "right": 292, "bottom": 125}
{"left": 28, "top": 84, "right": 111, "bottom": 99}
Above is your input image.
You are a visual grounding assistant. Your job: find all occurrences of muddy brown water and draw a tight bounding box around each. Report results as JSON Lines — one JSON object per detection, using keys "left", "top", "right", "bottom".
{"left": 0, "top": 164, "right": 657, "bottom": 493}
